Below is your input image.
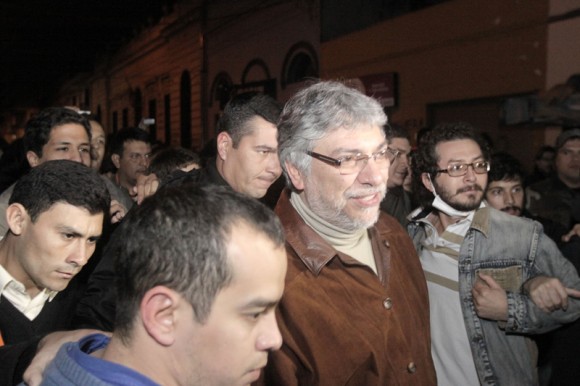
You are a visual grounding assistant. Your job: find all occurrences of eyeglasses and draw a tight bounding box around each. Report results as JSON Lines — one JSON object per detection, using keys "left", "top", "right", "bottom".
{"left": 435, "top": 161, "right": 490, "bottom": 177}
{"left": 306, "top": 148, "right": 397, "bottom": 175}
{"left": 127, "top": 152, "right": 151, "bottom": 163}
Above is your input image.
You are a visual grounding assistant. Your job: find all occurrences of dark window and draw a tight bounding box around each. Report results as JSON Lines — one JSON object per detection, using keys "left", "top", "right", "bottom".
{"left": 148, "top": 99, "right": 157, "bottom": 141}
{"left": 180, "top": 71, "right": 192, "bottom": 149}
{"left": 112, "top": 111, "right": 118, "bottom": 133}
{"left": 164, "top": 94, "right": 171, "bottom": 145}
{"left": 134, "top": 88, "right": 143, "bottom": 126}
{"left": 122, "top": 108, "right": 128, "bottom": 129}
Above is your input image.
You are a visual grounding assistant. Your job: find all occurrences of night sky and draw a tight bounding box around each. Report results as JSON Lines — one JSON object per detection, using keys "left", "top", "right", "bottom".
{"left": 0, "top": 0, "right": 172, "bottom": 109}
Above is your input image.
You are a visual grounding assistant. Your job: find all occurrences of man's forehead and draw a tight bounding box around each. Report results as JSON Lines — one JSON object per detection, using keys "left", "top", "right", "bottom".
{"left": 561, "top": 137, "right": 580, "bottom": 149}
{"left": 123, "top": 140, "right": 151, "bottom": 150}
{"left": 488, "top": 177, "right": 522, "bottom": 188}
{"left": 435, "top": 139, "right": 482, "bottom": 160}
{"left": 48, "top": 123, "right": 89, "bottom": 141}
{"left": 389, "top": 137, "right": 411, "bottom": 150}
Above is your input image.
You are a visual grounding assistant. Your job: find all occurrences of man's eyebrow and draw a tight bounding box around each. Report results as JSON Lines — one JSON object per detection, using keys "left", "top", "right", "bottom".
{"left": 55, "top": 225, "right": 83, "bottom": 237}
{"left": 55, "top": 225, "right": 101, "bottom": 240}
{"left": 255, "top": 145, "right": 277, "bottom": 151}
{"left": 447, "top": 154, "right": 485, "bottom": 163}
{"left": 241, "top": 297, "right": 280, "bottom": 309}
{"left": 330, "top": 141, "right": 389, "bottom": 156}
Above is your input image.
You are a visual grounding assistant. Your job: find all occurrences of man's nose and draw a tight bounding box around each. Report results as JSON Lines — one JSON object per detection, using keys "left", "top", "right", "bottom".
{"left": 256, "top": 312, "right": 283, "bottom": 352}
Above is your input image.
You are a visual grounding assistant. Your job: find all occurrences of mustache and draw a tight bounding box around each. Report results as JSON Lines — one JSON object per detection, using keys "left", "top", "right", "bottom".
{"left": 456, "top": 185, "right": 483, "bottom": 194}
{"left": 345, "top": 187, "right": 385, "bottom": 199}
{"left": 501, "top": 205, "right": 522, "bottom": 213}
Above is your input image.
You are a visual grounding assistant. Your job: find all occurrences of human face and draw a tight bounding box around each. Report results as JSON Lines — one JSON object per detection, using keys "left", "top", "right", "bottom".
{"left": 115, "top": 140, "right": 151, "bottom": 189}
{"left": 28, "top": 124, "right": 91, "bottom": 167}
{"left": 429, "top": 139, "right": 487, "bottom": 211}
{"left": 89, "top": 120, "right": 106, "bottom": 171}
{"left": 300, "top": 125, "right": 389, "bottom": 231}
{"left": 485, "top": 178, "right": 524, "bottom": 216}
{"left": 387, "top": 137, "right": 411, "bottom": 189}
{"left": 555, "top": 138, "right": 580, "bottom": 188}
{"left": 536, "top": 151, "right": 554, "bottom": 174}
{"left": 221, "top": 116, "right": 282, "bottom": 198}
{"left": 178, "top": 223, "right": 286, "bottom": 386}
{"left": 11, "top": 203, "right": 103, "bottom": 297}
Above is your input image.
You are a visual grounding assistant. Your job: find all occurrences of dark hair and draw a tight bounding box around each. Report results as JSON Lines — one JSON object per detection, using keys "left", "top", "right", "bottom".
{"left": 110, "top": 127, "right": 151, "bottom": 157}
{"left": 148, "top": 147, "right": 200, "bottom": 182}
{"left": 534, "top": 145, "right": 556, "bottom": 160}
{"left": 488, "top": 152, "right": 526, "bottom": 183}
{"left": 218, "top": 92, "right": 281, "bottom": 148}
{"left": 385, "top": 123, "right": 410, "bottom": 141}
{"left": 23, "top": 107, "right": 92, "bottom": 158}
{"left": 9, "top": 160, "right": 110, "bottom": 222}
{"left": 113, "top": 184, "right": 285, "bottom": 342}
{"left": 411, "top": 121, "right": 491, "bottom": 207}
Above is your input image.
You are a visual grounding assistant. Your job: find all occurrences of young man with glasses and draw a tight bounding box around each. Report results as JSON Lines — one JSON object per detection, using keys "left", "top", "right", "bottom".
{"left": 408, "top": 122, "right": 580, "bottom": 385}
{"left": 259, "top": 81, "right": 436, "bottom": 385}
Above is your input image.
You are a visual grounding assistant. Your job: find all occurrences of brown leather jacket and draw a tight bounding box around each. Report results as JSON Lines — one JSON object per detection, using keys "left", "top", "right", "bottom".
{"left": 260, "top": 190, "right": 436, "bottom": 386}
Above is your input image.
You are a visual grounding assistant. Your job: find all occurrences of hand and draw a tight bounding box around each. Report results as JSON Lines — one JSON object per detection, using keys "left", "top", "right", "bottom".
{"left": 472, "top": 273, "right": 508, "bottom": 321}
{"left": 562, "top": 223, "right": 580, "bottom": 242}
{"left": 23, "top": 329, "right": 110, "bottom": 386}
{"left": 524, "top": 275, "right": 580, "bottom": 312}
{"left": 109, "top": 199, "right": 126, "bottom": 224}
{"left": 133, "top": 173, "right": 159, "bottom": 205}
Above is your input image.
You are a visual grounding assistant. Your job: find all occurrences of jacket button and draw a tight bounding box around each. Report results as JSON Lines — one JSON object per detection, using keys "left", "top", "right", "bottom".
{"left": 383, "top": 298, "right": 393, "bottom": 310}
{"left": 407, "top": 362, "right": 416, "bottom": 374}
{"left": 384, "top": 240, "right": 390, "bottom": 247}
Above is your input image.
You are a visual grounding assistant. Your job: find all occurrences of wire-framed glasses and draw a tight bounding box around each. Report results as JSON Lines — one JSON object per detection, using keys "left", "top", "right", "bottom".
{"left": 306, "top": 148, "right": 398, "bottom": 175}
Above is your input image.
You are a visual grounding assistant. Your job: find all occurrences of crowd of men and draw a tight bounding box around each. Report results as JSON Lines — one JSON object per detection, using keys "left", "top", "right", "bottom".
{"left": 0, "top": 80, "right": 579, "bottom": 386}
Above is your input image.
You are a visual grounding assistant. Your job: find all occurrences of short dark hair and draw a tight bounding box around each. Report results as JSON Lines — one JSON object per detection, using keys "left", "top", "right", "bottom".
{"left": 148, "top": 147, "right": 200, "bottom": 182}
{"left": 218, "top": 92, "right": 281, "bottom": 148}
{"left": 9, "top": 160, "right": 111, "bottom": 223}
{"left": 23, "top": 107, "right": 92, "bottom": 158}
{"left": 110, "top": 127, "right": 151, "bottom": 157}
{"left": 534, "top": 145, "right": 556, "bottom": 160}
{"left": 488, "top": 152, "right": 526, "bottom": 184}
{"left": 385, "top": 123, "right": 410, "bottom": 141}
{"left": 113, "top": 184, "right": 285, "bottom": 342}
{"left": 412, "top": 121, "right": 491, "bottom": 207}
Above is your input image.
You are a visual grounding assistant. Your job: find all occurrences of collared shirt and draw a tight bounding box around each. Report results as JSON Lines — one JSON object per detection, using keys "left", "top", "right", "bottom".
{"left": 415, "top": 210, "right": 479, "bottom": 385}
{"left": 0, "top": 264, "right": 57, "bottom": 320}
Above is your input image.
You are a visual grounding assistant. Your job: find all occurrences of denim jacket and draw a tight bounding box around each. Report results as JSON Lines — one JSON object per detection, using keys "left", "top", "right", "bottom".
{"left": 408, "top": 206, "right": 580, "bottom": 386}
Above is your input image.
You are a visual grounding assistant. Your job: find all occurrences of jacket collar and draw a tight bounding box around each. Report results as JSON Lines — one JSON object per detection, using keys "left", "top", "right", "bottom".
{"left": 275, "top": 190, "right": 344, "bottom": 275}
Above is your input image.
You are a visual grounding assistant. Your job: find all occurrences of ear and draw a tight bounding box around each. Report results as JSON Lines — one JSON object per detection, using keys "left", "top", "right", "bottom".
{"left": 26, "top": 151, "right": 41, "bottom": 167}
{"left": 421, "top": 172, "right": 434, "bottom": 193}
{"left": 140, "top": 286, "right": 180, "bottom": 347}
{"left": 111, "top": 153, "right": 121, "bottom": 169}
{"left": 216, "top": 132, "right": 232, "bottom": 161}
{"left": 5, "top": 203, "right": 29, "bottom": 236}
{"left": 285, "top": 160, "right": 305, "bottom": 191}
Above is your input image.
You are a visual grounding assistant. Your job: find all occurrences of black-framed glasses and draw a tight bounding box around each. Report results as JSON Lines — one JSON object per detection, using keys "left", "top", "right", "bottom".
{"left": 435, "top": 161, "right": 490, "bottom": 177}
{"left": 306, "top": 148, "right": 397, "bottom": 175}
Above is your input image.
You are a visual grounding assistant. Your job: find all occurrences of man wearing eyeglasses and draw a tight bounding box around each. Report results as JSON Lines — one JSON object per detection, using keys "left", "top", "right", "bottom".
{"left": 259, "top": 81, "right": 437, "bottom": 385}
{"left": 408, "top": 122, "right": 580, "bottom": 385}
{"left": 380, "top": 123, "right": 413, "bottom": 226}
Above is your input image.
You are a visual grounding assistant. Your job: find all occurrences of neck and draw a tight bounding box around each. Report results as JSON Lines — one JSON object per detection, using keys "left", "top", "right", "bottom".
{"left": 102, "top": 333, "right": 176, "bottom": 386}
{"left": 115, "top": 172, "right": 133, "bottom": 192}
{"left": 558, "top": 173, "right": 580, "bottom": 189}
{"left": 433, "top": 210, "right": 463, "bottom": 233}
{"left": 0, "top": 236, "right": 41, "bottom": 297}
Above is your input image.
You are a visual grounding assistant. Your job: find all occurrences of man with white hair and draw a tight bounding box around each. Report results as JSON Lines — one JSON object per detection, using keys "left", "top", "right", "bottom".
{"left": 261, "top": 81, "right": 436, "bottom": 385}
